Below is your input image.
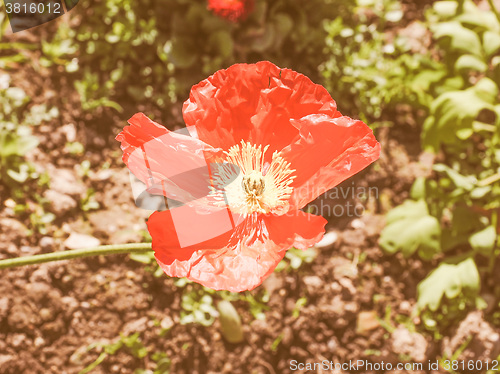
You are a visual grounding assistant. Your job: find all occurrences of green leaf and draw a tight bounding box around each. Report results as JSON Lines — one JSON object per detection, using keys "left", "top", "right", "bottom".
{"left": 104, "top": 340, "right": 123, "bottom": 355}
{"left": 469, "top": 226, "right": 496, "bottom": 256}
{"left": 417, "top": 258, "right": 480, "bottom": 312}
{"left": 7, "top": 164, "right": 30, "bottom": 183}
{"left": 387, "top": 199, "right": 429, "bottom": 222}
{"left": 433, "top": 164, "right": 475, "bottom": 191}
{"left": 0, "top": 131, "right": 38, "bottom": 157}
{"left": 441, "top": 206, "right": 484, "bottom": 251}
{"left": 412, "top": 69, "right": 447, "bottom": 92}
{"left": 455, "top": 127, "right": 474, "bottom": 140}
{"left": 126, "top": 86, "right": 146, "bottom": 102}
{"left": 454, "top": 54, "right": 487, "bottom": 74}
{"left": 5, "top": 87, "right": 27, "bottom": 102}
{"left": 385, "top": 10, "right": 403, "bottom": 23}
{"left": 129, "top": 252, "right": 154, "bottom": 264}
{"left": 168, "top": 38, "right": 197, "bottom": 68}
{"left": 410, "top": 177, "right": 427, "bottom": 200}
{"left": 79, "top": 352, "right": 108, "bottom": 374}
{"left": 217, "top": 300, "right": 244, "bottom": 344}
{"left": 208, "top": 30, "right": 233, "bottom": 59}
{"left": 380, "top": 200, "right": 441, "bottom": 260}
{"left": 273, "top": 13, "right": 294, "bottom": 36}
{"left": 422, "top": 79, "right": 497, "bottom": 152}
{"left": 474, "top": 77, "right": 499, "bottom": 101}
{"left": 250, "top": 25, "right": 276, "bottom": 53}
{"left": 470, "top": 185, "right": 491, "bottom": 199}
{"left": 17, "top": 134, "right": 39, "bottom": 155}
{"left": 98, "top": 99, "right": 123, "bottom": 113}
{"left": 432, "top": 21, "right": 482, "bottom": 57}
{"left": 493, "top": 58, "right": 500, "bottom": 89}
{"left": 433, "top": 1, "right": 458, "bottom": 18}
{"left": 483, "top": 31, "right": 500, "bottom": 58}
{"left": 456, "top": 6, "right": 500, "bottom": 32}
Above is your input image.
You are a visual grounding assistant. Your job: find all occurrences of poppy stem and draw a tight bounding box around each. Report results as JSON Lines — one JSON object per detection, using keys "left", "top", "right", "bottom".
{"left": 0, "top": 243, "right": 152, "bottom": 270}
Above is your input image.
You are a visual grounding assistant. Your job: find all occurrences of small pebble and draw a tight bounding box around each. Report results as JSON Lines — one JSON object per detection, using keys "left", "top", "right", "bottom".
{"left": 351, "top": 218, "right": 365, "bottom": 229}
{"left": 315, "top": 231, "right": 338, "bottom": 248}
{"left": 39, "top": 237, "right": 55, "bottom": 251}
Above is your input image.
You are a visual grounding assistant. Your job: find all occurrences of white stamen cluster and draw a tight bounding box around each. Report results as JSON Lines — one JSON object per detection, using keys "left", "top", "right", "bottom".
{"left": 211, "top": 141, "right": 295, "bottom": 216}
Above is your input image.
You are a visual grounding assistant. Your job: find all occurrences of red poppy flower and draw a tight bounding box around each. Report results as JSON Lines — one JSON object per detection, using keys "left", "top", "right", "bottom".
{"left": 117, "top": 61, "right": 380, "bottom": 292}
{"left": 207, "top": 0, "right": 254, "bottom": 22}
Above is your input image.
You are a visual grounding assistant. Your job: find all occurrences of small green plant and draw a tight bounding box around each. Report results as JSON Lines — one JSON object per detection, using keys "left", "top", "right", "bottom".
{"left": 76, "top": 160, "right": 92, "bottom": 178}
{"left": 380, "top": 0, "right": 500, "bottom": 333}
{"left": 80, "top": 332, "right": 170, "bottom": 374}
{"left": 136, "top": 352, "right": 172, "bottom": 374}
{"left": 29, "top": 205, "right": 56, "bottom": 236}
{"left": 0, "top": 83, "right": 58, "bottom": 192}
{"left": 0, "top": 87, "right": 37, "bottom": 185}
{"left": 275, "top": 247, "right": 318, "bottom": 272}
{"left": 438, "top": 335, "right": 473, "bottom": 373}
{"left": 180, "top": 287, "right": 218, "bottom": 326}
{"left": 13, "top": 195, "right": 56, "bottom": 235}
{"left": 65, "top": 141, "right": 85, "bottom": 156}
{"left": 239, "top": 290, "right": 270, "bottom": 320}
{"left": 80, "top": 188, "right": 100, "bottom": 212}
{"left": 0, "top": 2, "right": 36, "bottom": 69}
{"left": 292, "top": 297, "right": 307, "bottom": 318}
{"left": 320, "top": 0, "right": 434, "bottom": 123}
{"left": 129, "top": 250, "right": 164, "bottom": 278}
{"left": 377, "top": 305, "right": 397, "bottom": 333}
{"left": 418, "top": 259, "right": 482, "bottom": 336}
{"left": 270, "top": 333, "right": 284, "bottom": 352}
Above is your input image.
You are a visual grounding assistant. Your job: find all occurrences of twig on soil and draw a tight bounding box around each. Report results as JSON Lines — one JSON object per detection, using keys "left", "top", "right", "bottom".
{"left": 260, "top": 361, "right": 276, "bottom": 374}
{"left": 0, "top": 243, "right": 153, "bottom": 269}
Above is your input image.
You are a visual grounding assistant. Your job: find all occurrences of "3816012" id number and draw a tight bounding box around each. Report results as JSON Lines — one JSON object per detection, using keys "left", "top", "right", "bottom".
{"left": 5, "top": 1, "right": 62, "bottom": 14}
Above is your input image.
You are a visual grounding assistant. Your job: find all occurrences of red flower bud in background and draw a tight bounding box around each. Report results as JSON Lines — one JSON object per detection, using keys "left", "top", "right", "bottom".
{"left": 207, "top": 0, "right": 254, "bottom": 22}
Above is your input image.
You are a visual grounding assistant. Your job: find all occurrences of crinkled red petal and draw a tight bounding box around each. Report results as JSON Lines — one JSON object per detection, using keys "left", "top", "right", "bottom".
{"left": 282, "top": 114, "right": 381, "bottom": 210}
{"left": 183, "top": 61, "right": 340, "bottom": 158}
{"left": 149, "top": 209, "right": 326, "bottom": 292}
{"left": 116, "top": 113, "right": 222, "bottom": 203}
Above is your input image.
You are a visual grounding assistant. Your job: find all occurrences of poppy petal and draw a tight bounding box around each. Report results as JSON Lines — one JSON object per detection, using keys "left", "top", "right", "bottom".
{"left": 150, "top": 210, "right": 326, "bottom": 292}
{"left": 116, "top": 113, "right": 222, "bottom": 204}
{"left": 282, "top": 114, "right": 381, "bottom": 210}
{"left": 147, "top": 205, "right": 239, "bottom": 271}
{"left": 183, "top": 61, "right": 340, "bottom": 156}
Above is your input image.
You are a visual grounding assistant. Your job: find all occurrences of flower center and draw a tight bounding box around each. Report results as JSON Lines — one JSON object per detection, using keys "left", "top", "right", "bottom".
{"left": 211, "top": 141, "right": 295, "bottom": 216}
{"left": 242, "top": 172, "right": 265, "bottom": 195}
